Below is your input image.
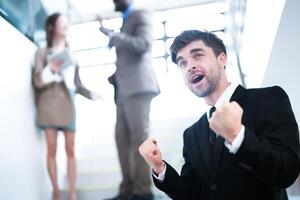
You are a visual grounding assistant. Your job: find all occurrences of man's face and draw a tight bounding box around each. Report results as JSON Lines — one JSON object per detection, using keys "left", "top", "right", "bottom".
{"left": 176, "top": 40, "right": 226, "bottom": 97}
{"left": 113, "top": 0, "right": 128, "bottom": 12}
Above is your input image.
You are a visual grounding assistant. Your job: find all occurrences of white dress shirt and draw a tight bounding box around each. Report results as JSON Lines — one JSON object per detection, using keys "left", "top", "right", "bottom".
{"left": 153, "top": 83, "right": 245, "bottom": 181}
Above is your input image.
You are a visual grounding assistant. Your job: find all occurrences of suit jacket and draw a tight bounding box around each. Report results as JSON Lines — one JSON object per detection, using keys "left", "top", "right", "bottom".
{"left": 154, "top": 85, "right": 300, "bottom": 200}
{"left": 32, "top": 48, "right": 94, "bottom": 127}
{"left": 109, "top": 9, "right": 160, "bottom": 99}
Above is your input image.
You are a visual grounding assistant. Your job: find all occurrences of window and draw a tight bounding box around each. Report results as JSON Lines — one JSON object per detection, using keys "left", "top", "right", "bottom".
{"left": 68, "top": 2, "right": 237, "bottom": 123}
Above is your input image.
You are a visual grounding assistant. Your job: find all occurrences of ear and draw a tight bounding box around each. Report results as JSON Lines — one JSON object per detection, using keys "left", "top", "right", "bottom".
{"left": 217, "top": 52, "right": 227, "bottom": 68}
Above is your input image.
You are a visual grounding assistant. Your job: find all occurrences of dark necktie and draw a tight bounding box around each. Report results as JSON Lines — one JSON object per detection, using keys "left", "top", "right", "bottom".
{"left": 209, "top": 106, "right": 217, "bottom": 149}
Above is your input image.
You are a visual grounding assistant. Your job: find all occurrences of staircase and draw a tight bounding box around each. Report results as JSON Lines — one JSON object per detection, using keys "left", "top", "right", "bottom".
{"left": 60, "top": 117, "right": 198, "bottom": 200}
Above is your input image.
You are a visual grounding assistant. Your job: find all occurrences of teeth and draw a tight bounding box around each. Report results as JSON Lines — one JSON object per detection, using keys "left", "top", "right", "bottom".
{"left": 193, "top": 75, "right": 200, "bottom": 81}
{"left": 191, "top": 74, "right": 204, "bottom": 84}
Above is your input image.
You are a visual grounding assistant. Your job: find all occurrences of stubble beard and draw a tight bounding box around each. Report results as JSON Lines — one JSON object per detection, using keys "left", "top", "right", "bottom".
{"left": 192, "top": 70, "right": 221, "bottom": 98}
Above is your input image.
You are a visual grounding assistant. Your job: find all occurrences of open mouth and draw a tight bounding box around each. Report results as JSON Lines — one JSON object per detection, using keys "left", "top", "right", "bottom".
{"left": 191, "top": 74, "right": 204, "bottom": 84}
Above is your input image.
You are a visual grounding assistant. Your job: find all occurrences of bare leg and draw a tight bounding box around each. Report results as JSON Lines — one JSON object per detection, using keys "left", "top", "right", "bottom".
{"left": 64, "top": 131, "right": 77, "bottom": 200}
{"left": 45, "top": 128, "right": 61, "bottom": 200}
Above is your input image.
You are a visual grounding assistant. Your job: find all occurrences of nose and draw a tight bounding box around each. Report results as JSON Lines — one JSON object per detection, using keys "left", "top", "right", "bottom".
{"left": 186, "top": 58, "right": 197, "bottom": 72}
{"left": 187, "top": 65, "right": 196, "bottom": 72}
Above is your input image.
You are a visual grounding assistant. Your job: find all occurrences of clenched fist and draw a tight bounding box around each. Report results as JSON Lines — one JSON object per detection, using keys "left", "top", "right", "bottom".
{"left": 139, "top": 138, "right": 165, "bottom": 174}
{"left": 210, "top": 101, "right": 243, "bottom": 144}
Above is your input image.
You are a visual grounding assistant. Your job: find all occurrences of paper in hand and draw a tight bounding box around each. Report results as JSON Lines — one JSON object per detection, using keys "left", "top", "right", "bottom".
{"left": 47, "top": 50, "right": 74, "bottom": 71}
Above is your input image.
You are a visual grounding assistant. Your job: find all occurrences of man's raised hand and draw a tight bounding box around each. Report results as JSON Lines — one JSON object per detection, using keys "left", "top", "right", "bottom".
{"left": 139, "top": 138, "right": 165, "bottom": 174}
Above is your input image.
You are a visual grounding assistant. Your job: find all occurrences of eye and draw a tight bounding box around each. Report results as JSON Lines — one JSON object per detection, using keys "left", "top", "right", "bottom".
{"left": 193, "top": 53, "right": 203, "bottom": 60}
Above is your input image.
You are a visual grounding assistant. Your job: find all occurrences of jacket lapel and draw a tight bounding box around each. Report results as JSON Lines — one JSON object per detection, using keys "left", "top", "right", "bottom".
{"left": 121, "top": 10, "right": 134, "bottom": 33}
{"left": 196, "top": 116, "right": 214, "bottom": 175}
{"left": 211, "top": 136, "right": 224, "bottom": 179}
{"left": 193, "top": 85, "right": 246, "bottom": 179}
{"left": 211, "top": 85, "right": 246, "bottom": 179}
{"left": 230, "top": 85, "right": 245, "bottom": 102}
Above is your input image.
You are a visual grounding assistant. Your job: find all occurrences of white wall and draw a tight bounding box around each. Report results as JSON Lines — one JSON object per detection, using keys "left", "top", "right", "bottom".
{"left": 263, "top": 0, "right": 300, "bottom": 123}
{"left": 0, "top": 17, "right": 50, "bottom": 199}
{"left": 239, "top": 0, "right": 286, "bottom": 88}
{"left": 263, "top": 0, "right": 300, "bottom": 195}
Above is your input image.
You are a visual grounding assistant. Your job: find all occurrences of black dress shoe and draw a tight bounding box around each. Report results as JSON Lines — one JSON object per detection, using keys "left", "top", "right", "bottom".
{"left": 131, "top": 193, "right": 154, "bottom": 200}
{"left": 103, "top": 194, "right": 131, "bottom": 200}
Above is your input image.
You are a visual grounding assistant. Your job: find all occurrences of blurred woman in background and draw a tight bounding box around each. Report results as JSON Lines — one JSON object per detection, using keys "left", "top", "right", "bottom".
{"left": 32, "top": 12, "right": 99, "bottom": 200}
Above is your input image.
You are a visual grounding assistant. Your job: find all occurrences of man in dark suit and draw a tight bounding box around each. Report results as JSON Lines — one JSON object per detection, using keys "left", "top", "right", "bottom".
{"left": 99, "top": 0, "right": 160, "bottom": 200}
{"left": 139, "top": 30, "right": 300, "bottom": 200}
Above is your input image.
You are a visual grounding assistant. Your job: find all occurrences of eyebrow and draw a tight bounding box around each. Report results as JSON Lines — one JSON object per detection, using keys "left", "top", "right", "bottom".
{"left": 190, "top": 48, "right": 205, "bottom": 54}
{"left": 176, "top": 48, "right": 205, "bottom": 63}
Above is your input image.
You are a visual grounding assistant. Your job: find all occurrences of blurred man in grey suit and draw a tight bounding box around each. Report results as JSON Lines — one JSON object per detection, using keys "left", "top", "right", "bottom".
{"left": 99, "top": 0, "right": 160, "bottom": 199}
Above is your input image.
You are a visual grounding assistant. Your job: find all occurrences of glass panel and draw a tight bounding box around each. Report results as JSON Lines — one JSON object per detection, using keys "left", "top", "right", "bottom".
{"left": 0, "top": 0, "right": 30, "bottom": 37}
{"left": 152, "top": 40, "right": 166, "bottom": 57}
{"left": 74, "top": 48, "right": 116, "bottom": 67}
{"left": 69, "top": 21, "right": 109, "bottom": 51}
{"left": 166, "top": 56, "right": 179, "bottom": 72}
{"left": 0, "top": 0, "right": 47, "bottom": 41}
{"left": 68, "top": 2, "right": 232, "bottom": 120}
{"left": 78, "top": 64, "right": 116, "bottom": 93}
{"left": 75, "top": 64, "right": 117, "bottom": 131}
{"left": 166, "top": 38, "right": 174, "bottom": 54}
{"left": 165, "top": 3, "right": 228, "bottom": 17}
{"left": 153, "top": 20, "right": 165, "bottom": 39}
{"left": 165, "top": 13, "right": 225, "bottom": 37}
{"left": 102, "top": 17, "right": 122, "bottom": 31}
{"left": 152, "top": 58, "right": 167, "bottom": 75}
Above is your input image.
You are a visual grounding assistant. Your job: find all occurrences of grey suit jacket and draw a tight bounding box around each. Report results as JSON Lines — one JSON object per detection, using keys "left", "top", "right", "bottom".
{"left": 109, "top": 9, "right": 160, "bottom": 99}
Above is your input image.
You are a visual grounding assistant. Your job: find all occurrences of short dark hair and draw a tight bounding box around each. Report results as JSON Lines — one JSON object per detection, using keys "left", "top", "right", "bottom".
{"left": 170, "top": 30, "right": 227, "bottom": 64}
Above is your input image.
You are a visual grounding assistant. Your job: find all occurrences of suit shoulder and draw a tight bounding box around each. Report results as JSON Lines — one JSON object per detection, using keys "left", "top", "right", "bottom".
{"left": 246, "top": 85, "right": 288, "bottom": 98}
{"left": 132, "top": 9, "right": 151, "bottom": 14}
{"left": 183, "top": 114, "right": 206, "bottom": 138}
{"left": 131, "top": 9, "right": 152, "bottom": 19}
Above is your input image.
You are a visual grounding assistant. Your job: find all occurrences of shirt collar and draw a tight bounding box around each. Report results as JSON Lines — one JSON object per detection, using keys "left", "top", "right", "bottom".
{"left": 206, "top": 83, "right": 239, "bottom": 120}
{"left": 122, "top": 4, "right": 133, "bottom": 22}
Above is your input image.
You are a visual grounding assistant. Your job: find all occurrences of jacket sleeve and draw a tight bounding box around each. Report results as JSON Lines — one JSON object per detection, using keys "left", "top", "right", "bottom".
{"left": 74, "top": 65, "right": 95, "bottom": 100}
{"left": 236, "top": 86, "right": 300, "bottom": 188}
{"left": 109, "top": 10, "right": 152, "bottom": 54}
{"left": 32, "top": 48, "right": 54, "bottom": 90}
{"left": 153, "top": 130, "right": 202, "bottom": 200}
